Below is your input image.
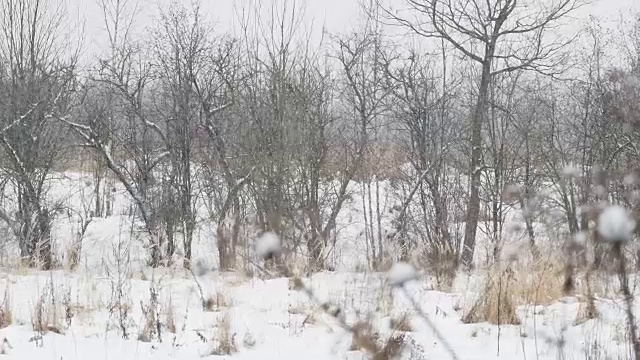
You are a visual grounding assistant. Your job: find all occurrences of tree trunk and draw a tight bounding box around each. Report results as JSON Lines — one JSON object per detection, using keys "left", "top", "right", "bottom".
{"left": 217, "top": 225, "right": 228, "bottom": 271}
{"left": 37, "top": 209, "right": 52, "bottom": 270}
{"left": 461, "top": 59, "right": 492, "bottom": 269}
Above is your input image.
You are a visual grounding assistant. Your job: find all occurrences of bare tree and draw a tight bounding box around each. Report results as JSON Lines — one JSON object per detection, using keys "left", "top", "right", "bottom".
{"left": 62, "top": 0, "right": 173, "bottom": 266}
{"left": 151, "top": 2, "right": 213, "bottom": 266}
{"left": 0, "top": 0, "right": 77, "bottom": 268}
{"left": 331, "top": 23, "right": 390, "bottom": 269}
{"left": 384, "top": 48, "right": 464, "bottom": 284}
{"left": 382, "top": 0, "right": 583, "bottom": 268}
{"left": 192, "top": 24, "right": 243, "bottom": 271}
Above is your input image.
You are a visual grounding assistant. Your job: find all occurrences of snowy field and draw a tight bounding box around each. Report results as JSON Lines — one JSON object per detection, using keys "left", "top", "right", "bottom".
{"left": 0, "top": 171, "right": 633, "bottom": 359}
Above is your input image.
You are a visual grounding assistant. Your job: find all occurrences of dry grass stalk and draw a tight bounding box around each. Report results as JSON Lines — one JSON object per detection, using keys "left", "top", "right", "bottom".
{"left": 462, "top": 266, "right": 520, "bottom": 325}
{"left": 138, "top": 282, "right": 162, "bottom": 343}
{"left": 31, "top": 277, "right": 64, "bottom": 334}
{"left": 464, "top": 252, "right": 568, "bottom": 326}
{"left": 0, "top": 286, "right": 12, "bottom": 329}
{"left": 211, "top": 312, "right": 237, "bottom": 355}
{"left": 165, "top": 295, "right": 177, "bottom": 334}
{"left": 390, "top": 315, "right": 413, "bottom": 332}
{"left": 376, "top": 286, "right": 394, "bottom": 317}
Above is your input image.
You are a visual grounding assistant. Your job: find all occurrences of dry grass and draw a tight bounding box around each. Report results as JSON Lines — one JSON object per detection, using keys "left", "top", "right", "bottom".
{"left": 31, "top": 292, "right": 63, "bottom": 334}
{"left": 375, "top": 286, "right": 394, "bottom": 317}
{"left": 67, "top": 244, "right": 81, "bottom": 271}
{"left": 211, "top": 311, "right": 237, "bottom": 355}
{"left": 463, "top": 254, "right": 566, "bottom": 325}
{"left": 138, "top": 283, "right": 162, "bottom": 343}
{"left": 413, "top": 244, "right": 459, "bottom": 291}
{"left": 390, "top": 315, "right": 413, "bottom": 332}
{"left": 0, "top": 287, "right": 11, "bottom": 329}
{"left": 30, "top": 275, "right": 66, "bottom": 335}
{"left": 461, "top": 245, "right": 613, "bottom": 327}
{"left": 205, "top": 291, "right": 230, "bottom": 312}
{"left": 349, "top": 321, "right": 406, "bottom": 360}
{"left": 462, "top": 268, "right": 520, "bottom": 325}
{"left": 165, "top": 296, "right": 177, "bottom": 334}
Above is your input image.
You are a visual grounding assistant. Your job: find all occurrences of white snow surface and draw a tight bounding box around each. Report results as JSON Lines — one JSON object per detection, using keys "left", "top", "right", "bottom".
{"left": 0, "top": 270, "right": 636, "bottom": 359}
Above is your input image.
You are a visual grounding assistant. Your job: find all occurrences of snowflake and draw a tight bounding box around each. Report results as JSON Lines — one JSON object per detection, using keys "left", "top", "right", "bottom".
{"left": 388, "top": 262, "right": 417, "bottom": 287}
{"left": 598, "top": 206, "right": 636, "bottom": 243}
{"left": 256, "top": 232, "right": 281, "bottom": 260}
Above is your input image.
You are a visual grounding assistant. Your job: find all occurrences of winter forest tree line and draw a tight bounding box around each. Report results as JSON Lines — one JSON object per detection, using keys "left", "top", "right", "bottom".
{"left": 0, "top": 0, "right": 639, "bottom": 280}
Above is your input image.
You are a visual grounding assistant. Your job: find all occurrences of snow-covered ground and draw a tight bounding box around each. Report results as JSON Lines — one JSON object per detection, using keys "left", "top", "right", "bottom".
{"left": 0, "top": 171, "right": 635, "bottom": 359}
{"left": 0, "top": 268, "right": 635, "bottom": 359}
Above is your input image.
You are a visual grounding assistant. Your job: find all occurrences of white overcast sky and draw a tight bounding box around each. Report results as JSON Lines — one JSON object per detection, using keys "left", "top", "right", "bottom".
{"left": 68, "top": 0, "right": 639, "bottom": 64}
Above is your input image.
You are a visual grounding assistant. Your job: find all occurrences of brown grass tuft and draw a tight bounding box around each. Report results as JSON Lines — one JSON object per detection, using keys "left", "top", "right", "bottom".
{"left": 375, "top": 333, "right": 406, "bottom": 360}
{"left": 350, "top": 321, "right": 406, "bottom": 359}
{"left": 463, "top": 254, "right": 568, "bottom": 325}
{"left": 350, "top": 321, "right": 379, "bottom": 354}
{"left": 462, "top": 270, "right": 520, "bottom": 325}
